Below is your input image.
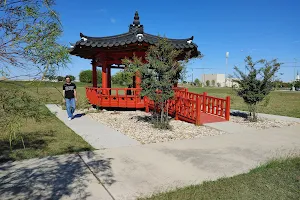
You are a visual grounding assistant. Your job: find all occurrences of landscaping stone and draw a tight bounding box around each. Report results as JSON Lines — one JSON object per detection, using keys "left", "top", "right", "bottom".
{"left": 88, "top": 110, "right": 226, "bottom": 144}
{"left": 230, "top": 115, "right": 300, "bottom": 130}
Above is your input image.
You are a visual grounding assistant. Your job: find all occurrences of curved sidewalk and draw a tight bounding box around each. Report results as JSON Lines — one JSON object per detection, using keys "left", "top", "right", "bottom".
{"left": 46, "top": 104, "right": 140, "bottom": 149}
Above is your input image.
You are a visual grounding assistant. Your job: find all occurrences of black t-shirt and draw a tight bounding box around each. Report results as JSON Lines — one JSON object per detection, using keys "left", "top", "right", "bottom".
{"left": 63, "top": 83, "right": 76, "bottom": 99}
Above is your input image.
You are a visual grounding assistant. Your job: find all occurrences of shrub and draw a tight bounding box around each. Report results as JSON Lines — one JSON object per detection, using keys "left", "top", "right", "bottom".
{"left": 206, "top": 80, "right": 210, "bottom": 87}
{"left": 211, "top": 80, "right": 216, "bottom": 87}
{"left": 79, "top": 70, "right": 102, "bottom": 83}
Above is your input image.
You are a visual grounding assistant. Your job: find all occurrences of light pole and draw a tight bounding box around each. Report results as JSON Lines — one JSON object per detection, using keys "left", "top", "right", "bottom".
{"left": 294, "top": 58, "right": 297, "bottom": 82}
{"left": 225, "top": 52, "right": 229, "bottom": 86}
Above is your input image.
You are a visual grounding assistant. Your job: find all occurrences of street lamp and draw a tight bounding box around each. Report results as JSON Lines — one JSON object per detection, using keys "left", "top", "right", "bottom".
{"left": 225, "top": 52, "right": 229, "bottom": 86}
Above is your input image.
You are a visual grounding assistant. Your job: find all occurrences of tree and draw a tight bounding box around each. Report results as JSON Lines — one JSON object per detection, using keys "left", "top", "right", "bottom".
{"left": 194, "top": 78, "right": 200, "bottom": 86}
{"left": 44, "top": 67, "right": 56, "bottom": 80}
{"left": 233, "top": 56, "right": 281, "bottom": 122}
{"left": 57, "top": 76, "right": 64, "bottom": 81}
{"left": 217, "top": 82, "right": 221, "bottom": 87}
{"left": 211, "top": 79, "right": 216, "bottom": 87}
{"left": 206, "top": 80, "right": 210, "bottom": 87}
{"left": 69, "top": 75, "right": 76, "bottom": 81}
{"left": 112, "top": 71, "right": 133, "bottom": 86}
{"left": 123, "top": 38, "right": 194, "bottom": 129}
{"left": 0, "top": 0, "right": 70, "bottom": 150}
{"left": 79, "top": 70, "right": 102, "bottom": 83}
{"left": 295, "top": 80, "right": 300, "bottom": 88}
{"left": 0, "top": 0, "right": 70, "bottom": 76}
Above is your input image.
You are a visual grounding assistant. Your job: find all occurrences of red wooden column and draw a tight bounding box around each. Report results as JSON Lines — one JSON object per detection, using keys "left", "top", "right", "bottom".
{"left": 92, "top": 60, "right": 98, "bottom": 88}
{"left": 102, "top": 62, "right": 108, "bottom": 94}
{"left": 173, "top": 82, "right": 178, "bottom": 88}
{"left": 107, "top": 66, "right": 111, "bottom": 88}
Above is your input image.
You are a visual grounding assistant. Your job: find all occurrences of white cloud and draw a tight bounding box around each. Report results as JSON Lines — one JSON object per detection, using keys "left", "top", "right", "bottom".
{"left": 110, "top": 18, "right": 116, "bottom": 23}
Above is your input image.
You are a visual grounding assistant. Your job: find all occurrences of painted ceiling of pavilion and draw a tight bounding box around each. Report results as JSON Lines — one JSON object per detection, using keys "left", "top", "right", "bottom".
{"left": 69, "top": 11, "right": 200, "bottom": 60}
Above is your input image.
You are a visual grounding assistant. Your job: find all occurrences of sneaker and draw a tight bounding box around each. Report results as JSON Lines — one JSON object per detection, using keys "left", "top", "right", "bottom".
{"left": 68, "top": 117, "right": 72, "bottom": 121}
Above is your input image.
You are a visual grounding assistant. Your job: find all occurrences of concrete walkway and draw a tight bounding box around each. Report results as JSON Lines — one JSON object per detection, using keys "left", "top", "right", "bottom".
{"left": 1, "top": 124, "right": 299, "bottom": 200}
{"left": 46, "top": 104, "right": 140, "bottom": 149}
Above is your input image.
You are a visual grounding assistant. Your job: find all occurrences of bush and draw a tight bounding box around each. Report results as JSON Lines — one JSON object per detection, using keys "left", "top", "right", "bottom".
{"left": 194, "top": 78, "right": 200, "bottom": 86}
{"left": 206, "top": 80, "right": 210, "bottom": 87}
{"left": 295, "top": 81, "right": 300, "bottom": 88}
{"left": 79, "top": 70, "right": 102, "bottom": 83}
{"left": 69, "top": 75, "right": 76, "bottom": 81}
{"left": 57, "top": 76, "right": 64, "bottom": 81}
{"left": 211, "top": 80, "right": 216, "bottom": 87}
{"left": 112, "top": 71, "right": 132, "bottom": 86}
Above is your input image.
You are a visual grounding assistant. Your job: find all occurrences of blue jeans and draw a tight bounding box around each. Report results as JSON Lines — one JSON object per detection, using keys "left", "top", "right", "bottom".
{"left": 65, "top": 98, "right": 76, "bottom": 118}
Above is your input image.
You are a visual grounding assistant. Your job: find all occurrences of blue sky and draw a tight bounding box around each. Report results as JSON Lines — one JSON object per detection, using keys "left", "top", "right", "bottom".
{"left": 54, "top": 0, "right": 299, "bottom": 82}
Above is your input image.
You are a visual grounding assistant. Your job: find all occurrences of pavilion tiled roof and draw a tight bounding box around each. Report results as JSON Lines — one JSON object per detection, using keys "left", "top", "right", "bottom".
{"left": 69, "top": 11, "right": 200, "bottom": 59}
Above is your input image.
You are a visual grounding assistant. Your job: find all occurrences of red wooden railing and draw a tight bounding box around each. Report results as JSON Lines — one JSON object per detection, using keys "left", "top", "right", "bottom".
{"left": 86, "top": 87, "right": 230, "bottom": 125}
{"left": 86, "top": 87, "right": 144, "bottom": 108}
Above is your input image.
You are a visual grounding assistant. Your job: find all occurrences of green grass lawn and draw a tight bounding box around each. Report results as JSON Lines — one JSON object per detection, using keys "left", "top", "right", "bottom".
{"left": 187, "top": 87, "right": 300, "bottom": 118}
{"left": 140, "top": 157, "right": 300, "bottom": 200}
{"left": 0, "top": 81, "right": 94, "bottom": 162}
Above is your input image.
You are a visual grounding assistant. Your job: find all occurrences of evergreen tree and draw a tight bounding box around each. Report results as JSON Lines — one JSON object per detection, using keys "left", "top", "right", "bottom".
{"left": 123, "top": 38, "right": 193, "bottom": 129}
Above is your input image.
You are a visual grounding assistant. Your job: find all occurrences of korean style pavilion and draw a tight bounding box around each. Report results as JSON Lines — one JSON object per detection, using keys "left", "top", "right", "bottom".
{"left": 69, "top": 11, "right": 230, "bottom": 125}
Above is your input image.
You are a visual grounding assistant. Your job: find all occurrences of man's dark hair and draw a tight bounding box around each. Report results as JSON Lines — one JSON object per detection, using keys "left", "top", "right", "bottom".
{"left": 65, "top": 75, "right": 70, "bottom": 79}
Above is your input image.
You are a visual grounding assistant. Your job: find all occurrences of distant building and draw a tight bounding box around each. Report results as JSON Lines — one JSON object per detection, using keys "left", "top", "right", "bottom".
{"left": 201, "top": 73, "right": 239, "bottom": 87}
{"left": 0, "top": 76, "right": 7, "bottom": 81}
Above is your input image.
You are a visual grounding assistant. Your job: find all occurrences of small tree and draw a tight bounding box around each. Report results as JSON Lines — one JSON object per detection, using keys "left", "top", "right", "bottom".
{"left": 112, "top": 71, "right": 133, "bottom": 86}
{"left": 123, "top": 38, "right": 194, "bottom": 129}
{"left": 44, "top": 67, "right": 57, "bottom": 81}
{"left": 69, "top": 75, "right": 76, "bottom": 81}
{"left": 233, "top": 56, "right": 281, "bottom": 121}
{"left": 79, "top": 70, "right": 102, "bottom": 83}
{"left": 206, "top": 80, "right": 210, "bottom": 87}
{"left": 57, "top": 76, "right": 64, "bottom": 81}
{"left": 211, "top": 79, "right": 216, "bottom": 87}
{"left": 194, "top": 78, "right": 200, "bottom": 86}
{"left": 0, "top": 0, "right": 70, "bottom": 150}
{"left": 217, "top": 82, "right": 221, "bottom": 87}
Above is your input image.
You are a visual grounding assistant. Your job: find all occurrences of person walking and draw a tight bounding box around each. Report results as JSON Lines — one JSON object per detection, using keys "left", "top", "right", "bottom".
{"left": 63, "top": 76, "right": 77, "bottom": 120}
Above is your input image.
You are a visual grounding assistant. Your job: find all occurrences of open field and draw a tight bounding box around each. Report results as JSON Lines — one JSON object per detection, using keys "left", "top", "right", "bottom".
{"left": 188, "top": 87, "right": 300, "bottom": 118}
{"left": 140, "top": 157, "right": 300, "bottom": 200}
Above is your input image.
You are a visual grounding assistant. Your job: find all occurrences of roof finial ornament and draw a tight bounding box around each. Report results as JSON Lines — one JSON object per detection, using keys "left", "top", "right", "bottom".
{"left": 133, "top": 11, "right": 140, "bottom": 26}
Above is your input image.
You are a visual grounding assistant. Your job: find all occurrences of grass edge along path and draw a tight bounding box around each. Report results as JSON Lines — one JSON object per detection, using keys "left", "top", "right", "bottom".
{"left": 140, "top": 157, "right": 300, "bottom": 200}
{"left": 0, "top": 105, "right": 94, "bottom": 163}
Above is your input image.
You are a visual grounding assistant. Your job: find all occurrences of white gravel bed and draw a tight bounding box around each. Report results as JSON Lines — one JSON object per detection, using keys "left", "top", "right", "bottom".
{"left": 87, "top": 110, "right": 226, "bottom": 144}
{"left": 230, "top": 115, "right": 300, "bottom": 130}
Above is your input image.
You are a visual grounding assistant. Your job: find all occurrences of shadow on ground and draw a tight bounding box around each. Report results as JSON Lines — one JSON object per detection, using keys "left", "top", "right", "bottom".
{"left": 231, "top": 111, "right": 249, "bottom": 119}
{"left": 0, "top": 131, "right": 54, "bottom": 163}
{"left": 73, "top": 113, "right": 86, "bottom": 119}
{"left": 0, "top": 152, "right": 115, "bottom": 200}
